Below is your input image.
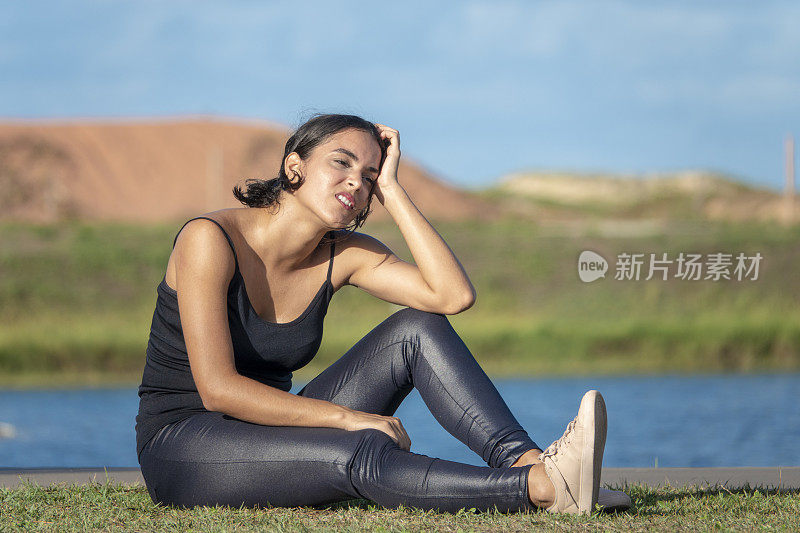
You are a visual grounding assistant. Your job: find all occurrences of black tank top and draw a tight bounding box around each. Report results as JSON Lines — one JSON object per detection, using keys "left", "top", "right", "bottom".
{"left": 135, "top": 216, "right": 336, "bottom": 459}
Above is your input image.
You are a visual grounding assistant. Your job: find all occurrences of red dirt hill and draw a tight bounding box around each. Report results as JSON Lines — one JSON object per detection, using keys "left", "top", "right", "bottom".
{"left": 0, "top": 117, "right": 499, "bottom": 223}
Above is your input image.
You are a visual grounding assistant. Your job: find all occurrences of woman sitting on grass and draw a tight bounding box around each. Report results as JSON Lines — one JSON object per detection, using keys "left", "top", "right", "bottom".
{"left": 134, "top": 113, "right": 630, "bottom": 514}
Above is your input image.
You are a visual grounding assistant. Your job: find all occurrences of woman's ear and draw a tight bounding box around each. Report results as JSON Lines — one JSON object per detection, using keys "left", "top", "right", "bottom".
{"left": 284, "top": 152, "right": 303, "bottom": 183}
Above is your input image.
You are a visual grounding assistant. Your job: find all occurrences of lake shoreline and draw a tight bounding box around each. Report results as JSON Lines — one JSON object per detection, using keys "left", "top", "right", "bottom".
{"left": 2, "top": 367, "right": 799, "bottom": 390}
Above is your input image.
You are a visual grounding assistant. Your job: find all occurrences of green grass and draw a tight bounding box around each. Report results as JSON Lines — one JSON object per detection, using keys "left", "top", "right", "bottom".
{"left": 2, "top": 216, "right": 799, "bottom": 387}
{"left": 1, "top": 481, "right": 798, "bottom": 531}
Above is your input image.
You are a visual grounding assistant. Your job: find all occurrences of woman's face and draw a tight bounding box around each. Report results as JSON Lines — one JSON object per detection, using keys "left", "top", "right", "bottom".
{"left": 288, "top": 127, "right": 383, "bottom": 229}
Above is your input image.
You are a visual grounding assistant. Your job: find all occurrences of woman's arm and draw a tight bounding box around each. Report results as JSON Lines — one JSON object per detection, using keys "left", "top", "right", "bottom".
{"left": 346, "top": 124, "right": 476, "bottom": 314}
{"left": 174, "top": 219, "right": 410, "bottom": 449}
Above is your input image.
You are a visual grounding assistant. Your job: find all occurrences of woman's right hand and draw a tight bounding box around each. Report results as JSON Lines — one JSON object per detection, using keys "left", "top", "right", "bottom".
{"left": 342, "top": 408, "right": 412, "bottom": 451}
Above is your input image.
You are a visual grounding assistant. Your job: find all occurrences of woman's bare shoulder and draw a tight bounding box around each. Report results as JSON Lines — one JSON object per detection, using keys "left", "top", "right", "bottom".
{"left": 329, "top": 230, "right": 398, "bottom": 284}
{"left": 195, "top": 208, "right": 243, "bottom": 232}
{"left": 165, "top": 213, "right": 239, "bottom": 290}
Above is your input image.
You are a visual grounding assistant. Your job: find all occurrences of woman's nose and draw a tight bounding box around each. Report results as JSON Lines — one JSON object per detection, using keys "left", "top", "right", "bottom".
{"left": 346, "top": 173, "right": 362, "bottom": 192}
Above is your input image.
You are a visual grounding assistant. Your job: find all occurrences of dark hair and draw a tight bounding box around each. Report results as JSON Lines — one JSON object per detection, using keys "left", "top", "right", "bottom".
{"left": 233, "top": 113, "right": 386, "bottom": 244}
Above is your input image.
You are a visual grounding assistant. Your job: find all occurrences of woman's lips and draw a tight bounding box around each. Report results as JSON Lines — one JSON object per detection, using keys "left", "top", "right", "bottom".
{"left": 335, "top": 192, "right": 355, "bottom": 210}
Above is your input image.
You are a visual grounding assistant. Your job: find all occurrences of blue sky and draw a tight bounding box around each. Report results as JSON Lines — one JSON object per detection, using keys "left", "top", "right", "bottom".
{"left": 1, "top": 0, "right": 798, "bottom": 191}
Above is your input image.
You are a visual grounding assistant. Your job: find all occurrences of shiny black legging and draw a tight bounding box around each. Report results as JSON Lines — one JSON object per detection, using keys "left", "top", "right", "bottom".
{"left": 138, "top": 308, "right": 541, "bottom": 513}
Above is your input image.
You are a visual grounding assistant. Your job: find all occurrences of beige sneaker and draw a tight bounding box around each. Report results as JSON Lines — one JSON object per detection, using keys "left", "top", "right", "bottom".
{"left": 538, "top": 390, "right": 607, "bottom": 515}
{"left": 597, "top": 487, "right": 631, "bottom": 511}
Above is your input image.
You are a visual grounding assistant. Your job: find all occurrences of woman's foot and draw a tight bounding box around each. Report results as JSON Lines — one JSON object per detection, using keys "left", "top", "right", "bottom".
{"left": 517, "top": 448, "right": 629, "bottom": 512}
{"left": 525, "top": 471, "right": 630, "bottom": 512}
{"left": 529, "top": 390, "right": 608, "bottom": 515}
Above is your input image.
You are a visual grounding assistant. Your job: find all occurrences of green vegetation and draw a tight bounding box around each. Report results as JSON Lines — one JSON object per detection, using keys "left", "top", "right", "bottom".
{"left": 1, "top": 217, "right": 799, "bottom": 388}
{"left": 2, "top": 481, "right": 798, "bottom": 531}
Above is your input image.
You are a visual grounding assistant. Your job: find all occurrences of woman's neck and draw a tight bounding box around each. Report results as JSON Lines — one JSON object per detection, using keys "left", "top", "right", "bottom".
{"left": 239, "top": 201, "right": 332, "bottom": 271}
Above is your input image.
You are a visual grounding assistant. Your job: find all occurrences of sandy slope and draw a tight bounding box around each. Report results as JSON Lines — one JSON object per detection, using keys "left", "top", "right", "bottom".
{"left": 494, "top": 170, "right": 799, "bottom": 224}
{"left": 0, "top": 117, "right": 499, "bottom": 223}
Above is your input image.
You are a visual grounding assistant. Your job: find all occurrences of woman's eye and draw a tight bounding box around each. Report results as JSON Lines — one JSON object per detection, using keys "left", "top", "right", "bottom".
{"left": 335, "top": 159, "right": 349, "bottom": 167}
{"left": 364, "top": 177, "right": 375, "bottom": 185}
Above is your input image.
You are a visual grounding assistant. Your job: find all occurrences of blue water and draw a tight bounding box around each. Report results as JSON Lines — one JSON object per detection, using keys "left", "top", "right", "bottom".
{"left": 1, "top": 374, "right": 798, "bottom": 468}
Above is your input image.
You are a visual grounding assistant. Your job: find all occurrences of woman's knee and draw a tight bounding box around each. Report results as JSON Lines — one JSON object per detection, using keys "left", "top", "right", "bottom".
{"left": 349, "top": 428, "right": 401, "bottom": 482}
{"left": 352, "top": 427, "right": 398, "bottom": 454}
{"left": 387, "top": 307, "right": 452, "bottom": 337}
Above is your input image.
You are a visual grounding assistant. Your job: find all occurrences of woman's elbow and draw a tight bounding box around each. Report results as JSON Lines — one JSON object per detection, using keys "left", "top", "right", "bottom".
{"left": 200, "top": 389, "right": 220, "bottom": 412}
{"left": 198, "top": 378, "right": 230, "bottom": 412}
{"left": 443, "top": 289, "right": 476, "bottom": 314}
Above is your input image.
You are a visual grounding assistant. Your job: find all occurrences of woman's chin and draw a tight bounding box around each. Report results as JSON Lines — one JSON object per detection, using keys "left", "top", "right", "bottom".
{"left": 328, "top": 210, "right": 358, "bottom": 228}
{"left": 326, "top": 217, "right": 351, "bottom": 231}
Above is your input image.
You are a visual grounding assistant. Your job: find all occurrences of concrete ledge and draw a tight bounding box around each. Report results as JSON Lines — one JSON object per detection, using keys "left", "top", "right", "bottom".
{"left": 1, "top": 467, "right": 799, "bottom": 490}
{"left": 602, "top": 467, "right": 799, "bottom": 490}
{"left": 0, "top": 467, "right": 144, "bottom": 489}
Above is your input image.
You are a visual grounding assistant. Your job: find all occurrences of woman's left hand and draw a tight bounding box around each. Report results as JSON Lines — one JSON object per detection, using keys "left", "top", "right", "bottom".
{"left": 372, "top": 123, "right": 401, "bottom": 205}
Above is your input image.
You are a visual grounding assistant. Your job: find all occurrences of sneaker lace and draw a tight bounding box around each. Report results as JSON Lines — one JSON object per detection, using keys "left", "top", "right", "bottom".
{"left": 540, "top": 415, "right": 578, "bottom": 460}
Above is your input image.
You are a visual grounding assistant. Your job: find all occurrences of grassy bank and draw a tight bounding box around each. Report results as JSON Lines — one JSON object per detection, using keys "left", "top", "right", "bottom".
{"left": 1, "top": 481, "right": 798, "bottom": 531}
{"left": 1, "top": 217, "right": 799, "bottom": 387}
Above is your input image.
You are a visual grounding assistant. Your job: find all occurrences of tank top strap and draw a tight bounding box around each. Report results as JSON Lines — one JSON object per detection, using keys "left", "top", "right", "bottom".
{"left": 326, "top": 231, "right": 335, "bottom": 283}
{"left": 172, "top": 216, "right": 239, "bottom": 269}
